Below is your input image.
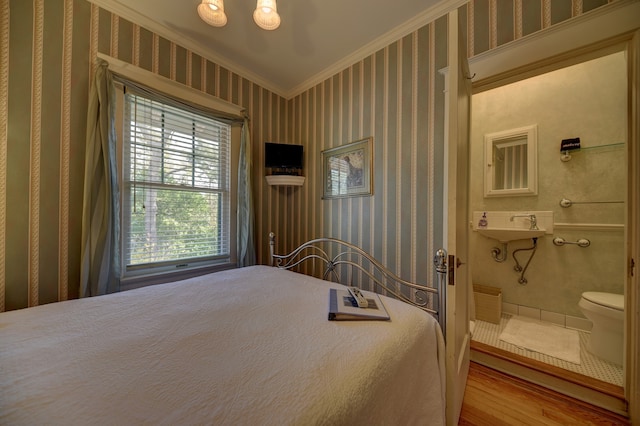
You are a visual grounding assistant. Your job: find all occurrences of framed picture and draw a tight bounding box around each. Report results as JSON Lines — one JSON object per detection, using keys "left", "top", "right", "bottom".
{"left": 322, "top": 137, "right": 373, "bottom": 199}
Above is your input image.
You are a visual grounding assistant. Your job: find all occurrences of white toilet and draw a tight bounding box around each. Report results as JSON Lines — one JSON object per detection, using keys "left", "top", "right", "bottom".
{"left": 579, "top": 292, "right": 624, "bottom": 365}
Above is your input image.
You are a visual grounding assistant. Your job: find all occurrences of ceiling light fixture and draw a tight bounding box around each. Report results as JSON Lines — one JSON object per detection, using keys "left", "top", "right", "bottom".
{"left": 253, "top": 0, "right": 281, "bottom": 30}
{"left": 197, "top": 0, "right": 227, "bottom": 27}
{"left": 197, "top": 0, "right": 281, "bottom": 31}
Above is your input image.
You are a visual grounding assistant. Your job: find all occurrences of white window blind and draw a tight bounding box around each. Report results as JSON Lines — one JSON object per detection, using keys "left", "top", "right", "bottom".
{"left": 123, "top": 92, "right": 231, "bottom": 271}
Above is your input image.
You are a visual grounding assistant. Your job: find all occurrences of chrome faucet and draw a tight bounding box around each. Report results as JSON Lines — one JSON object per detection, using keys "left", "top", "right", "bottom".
{"left": 510, "top": 214, "right": 538, "bottom": 230}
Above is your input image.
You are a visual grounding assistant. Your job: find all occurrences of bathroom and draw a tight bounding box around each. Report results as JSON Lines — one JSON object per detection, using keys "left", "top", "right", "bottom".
{"left": 468, "top": 49, "right": 627, "bottom": 387}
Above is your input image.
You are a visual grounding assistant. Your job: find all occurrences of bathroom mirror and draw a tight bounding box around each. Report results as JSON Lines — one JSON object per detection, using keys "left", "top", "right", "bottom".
{"left": 484, "top": 124, "right": 537, "bottom": 197}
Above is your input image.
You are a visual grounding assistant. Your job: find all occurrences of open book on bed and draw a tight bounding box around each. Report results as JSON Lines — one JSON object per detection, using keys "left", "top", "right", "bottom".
{"left": 328, "top": 288, "right": 390, "bottom": 321}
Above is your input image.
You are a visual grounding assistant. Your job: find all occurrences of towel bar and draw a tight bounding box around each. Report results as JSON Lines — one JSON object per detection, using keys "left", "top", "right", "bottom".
{"left": 559, "top": 198, "right": 623, "bottom": 208}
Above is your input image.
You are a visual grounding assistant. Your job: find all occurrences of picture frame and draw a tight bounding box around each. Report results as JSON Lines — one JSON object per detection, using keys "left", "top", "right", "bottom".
{"left": 322, "top": 137, "right": 373, "bottom": 199}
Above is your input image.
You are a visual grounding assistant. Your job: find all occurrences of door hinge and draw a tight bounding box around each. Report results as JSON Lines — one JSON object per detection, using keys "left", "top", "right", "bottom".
{"left": 631, "top": 258, "right": 636, "bottom": 277}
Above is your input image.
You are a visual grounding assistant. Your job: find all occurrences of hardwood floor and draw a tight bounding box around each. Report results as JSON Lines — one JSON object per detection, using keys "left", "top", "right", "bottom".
{"left": 470, "top": 340, "right": 627, "bottom": 412}
{"left": 459, "top": 362, "right": 630, "bottom": 426}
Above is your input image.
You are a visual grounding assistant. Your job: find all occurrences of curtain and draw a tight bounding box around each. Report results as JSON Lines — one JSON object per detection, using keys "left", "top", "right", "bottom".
{"left": 237, "top": 118, "right": 256, "bottom": 267}
{"left": 80, "top": 60, "right": 121, "bottom": 297}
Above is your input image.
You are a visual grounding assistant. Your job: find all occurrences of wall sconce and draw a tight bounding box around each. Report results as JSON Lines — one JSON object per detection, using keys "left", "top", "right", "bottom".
{"left": 197, "top": 0, "right": 281, "bottom": 31}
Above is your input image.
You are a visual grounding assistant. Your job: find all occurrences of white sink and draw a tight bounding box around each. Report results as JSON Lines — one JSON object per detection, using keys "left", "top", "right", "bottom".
{"left": 477, "top": 228, "right": 546, "bottom": 243}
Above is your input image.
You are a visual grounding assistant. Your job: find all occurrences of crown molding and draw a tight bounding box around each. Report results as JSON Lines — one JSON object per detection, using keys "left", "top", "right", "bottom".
{"left": 86, "top": 0, "right": 288, "bottom": 98}
{"left": 285, "top": 0, "right": 466, "bottom": 98}
{"left": 469, "top": 0, "right": 640, "bottom": 91}
{"left": 87, "top": 0, "right": 465, "bottom": 100}
{"left": 84, "top": 0, "right": 640, "bottom": 100}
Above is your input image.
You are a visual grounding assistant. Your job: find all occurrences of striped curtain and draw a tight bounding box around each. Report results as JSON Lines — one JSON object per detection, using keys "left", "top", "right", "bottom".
{"left": 80, "top": 60, "right": 121, "bottom": 297}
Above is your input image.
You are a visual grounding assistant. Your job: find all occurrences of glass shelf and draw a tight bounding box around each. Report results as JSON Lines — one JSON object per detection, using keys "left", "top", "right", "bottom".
{"left": 581, "top": 142, "right": 625, "bottom": 151}
{"left": 560, "top": 142, "right": 624, "bottom": 161}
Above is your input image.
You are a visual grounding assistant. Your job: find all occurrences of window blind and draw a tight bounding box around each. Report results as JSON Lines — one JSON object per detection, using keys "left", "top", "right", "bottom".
{"left": 123, "top": 92, "right": 231, "bottom": 269}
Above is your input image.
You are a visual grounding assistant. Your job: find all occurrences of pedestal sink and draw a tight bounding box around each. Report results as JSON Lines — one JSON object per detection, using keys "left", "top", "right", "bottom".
{"left": 477, "top": 228, "right": 546, "bottom": 243}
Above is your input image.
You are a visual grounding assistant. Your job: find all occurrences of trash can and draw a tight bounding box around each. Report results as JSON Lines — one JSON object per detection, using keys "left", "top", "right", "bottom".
{"left": 473, "top": 284, "right": 502, "bottom": 324}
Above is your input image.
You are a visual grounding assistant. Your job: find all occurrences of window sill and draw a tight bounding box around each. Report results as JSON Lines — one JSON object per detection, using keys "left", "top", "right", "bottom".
{"left": 120, "top": 262, "right": 237, "bottom": 292}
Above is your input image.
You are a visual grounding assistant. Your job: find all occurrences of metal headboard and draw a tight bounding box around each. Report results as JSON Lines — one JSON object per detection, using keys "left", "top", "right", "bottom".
{"left": 269, "top": 232, "right": 445, "bottom": 330}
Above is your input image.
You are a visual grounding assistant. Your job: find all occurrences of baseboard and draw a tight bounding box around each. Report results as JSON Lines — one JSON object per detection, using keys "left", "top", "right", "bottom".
{"left": 501, "top": 302, "right": 592, "bottom": 331}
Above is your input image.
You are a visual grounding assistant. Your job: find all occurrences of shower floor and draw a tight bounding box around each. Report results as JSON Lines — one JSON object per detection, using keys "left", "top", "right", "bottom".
{"left": 471, "top": 313, "right": 623, "bottom": 387}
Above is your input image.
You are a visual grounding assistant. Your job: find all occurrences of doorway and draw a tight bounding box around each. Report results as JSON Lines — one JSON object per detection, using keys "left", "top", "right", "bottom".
{"left": 466, "top": 33, "right": 638, "bottom": 415}
{"left": 470, "top": 47, "right": 626, "bottom": 381}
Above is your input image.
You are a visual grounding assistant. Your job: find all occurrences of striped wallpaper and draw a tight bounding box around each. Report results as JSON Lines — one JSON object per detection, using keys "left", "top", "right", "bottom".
{"left": 283, "top": 0, "right": 612, "bottom": 286}
{"left": 284, "top": 22, "right": 448, "bottom": 289}
{"left": 0, "top": 0, "right": 614, "bottom": 311}
{"left": 1, "top": 0, "right": 287, "bottom": 311}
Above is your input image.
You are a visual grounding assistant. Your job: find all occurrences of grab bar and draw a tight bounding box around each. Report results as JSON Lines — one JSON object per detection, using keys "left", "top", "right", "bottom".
{"left": 553, "top": 237, "right": 591, "bottom": 248}
{"left": 560, "top": 198, "right": 623, "bottom": 208}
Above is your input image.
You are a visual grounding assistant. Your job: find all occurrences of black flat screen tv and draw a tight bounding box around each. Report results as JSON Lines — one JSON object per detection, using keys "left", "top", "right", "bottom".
{"left": 265, "top": 143, "right": 303, "bottom": 171}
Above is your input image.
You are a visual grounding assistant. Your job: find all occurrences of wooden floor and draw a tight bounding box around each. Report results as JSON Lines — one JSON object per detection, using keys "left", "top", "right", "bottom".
{"left": 470, "top": 340, "right": 625, "bottom": 401}
{"left": 458, "top": 362, "right": 630, "bottom": 426}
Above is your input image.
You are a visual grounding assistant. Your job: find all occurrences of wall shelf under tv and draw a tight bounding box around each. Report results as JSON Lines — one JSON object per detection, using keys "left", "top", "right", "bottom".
{"left": 265, "top": 175, "right": 305, "bottom": 186}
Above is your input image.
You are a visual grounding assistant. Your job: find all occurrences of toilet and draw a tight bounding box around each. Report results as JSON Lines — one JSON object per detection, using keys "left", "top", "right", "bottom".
{"left": 579, "top": 292, "right": 624, "bottom": 365}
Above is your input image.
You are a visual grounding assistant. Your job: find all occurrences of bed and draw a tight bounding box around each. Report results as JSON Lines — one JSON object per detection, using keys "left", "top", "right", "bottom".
{"left": 0, "top": 234, "right": 445, "bottom": 425}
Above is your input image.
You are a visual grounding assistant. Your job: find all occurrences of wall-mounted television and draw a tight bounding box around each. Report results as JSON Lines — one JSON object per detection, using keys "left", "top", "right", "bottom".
{"left": 265, "top": 142, "right": 303, "bottom": 174}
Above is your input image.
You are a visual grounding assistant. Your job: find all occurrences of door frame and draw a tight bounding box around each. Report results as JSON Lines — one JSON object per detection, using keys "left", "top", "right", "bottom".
{"left": 467, "top": 1, "right": 640, "bottom": 421}
{"left": 442, "top": 8, "right": 472, "bottom": 425}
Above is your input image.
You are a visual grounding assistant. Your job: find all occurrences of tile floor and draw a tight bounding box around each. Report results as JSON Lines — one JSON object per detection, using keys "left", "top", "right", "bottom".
{"left": 472, "top": 313, "right": 623, "bottom": 386}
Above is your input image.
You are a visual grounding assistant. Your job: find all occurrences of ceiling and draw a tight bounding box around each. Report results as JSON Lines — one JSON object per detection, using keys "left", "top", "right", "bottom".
{"left": 93, "top": 0, "right": 464, "bottom": 98}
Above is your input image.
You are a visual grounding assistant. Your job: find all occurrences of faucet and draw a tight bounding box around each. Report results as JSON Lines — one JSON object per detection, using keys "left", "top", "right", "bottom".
{"left": 510, "top": 214, "right": 538, "bottom": 230}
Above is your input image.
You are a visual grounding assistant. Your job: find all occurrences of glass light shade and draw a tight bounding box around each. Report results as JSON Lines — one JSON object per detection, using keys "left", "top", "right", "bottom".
{"left": 253, "top": 0, "right": 281, "bottom": 30}
{"left": 198, "top": 0, "right": 227, "bottom": 27}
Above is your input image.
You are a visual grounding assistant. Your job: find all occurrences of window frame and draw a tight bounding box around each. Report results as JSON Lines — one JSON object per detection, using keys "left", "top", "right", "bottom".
{"left": 113, "top": 81, "right": 240, "bottom": 290}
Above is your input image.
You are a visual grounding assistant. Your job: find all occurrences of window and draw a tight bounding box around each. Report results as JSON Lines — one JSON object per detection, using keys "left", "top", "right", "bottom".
{"left": 122, "top": 90, "right": 232, "bottom": 276}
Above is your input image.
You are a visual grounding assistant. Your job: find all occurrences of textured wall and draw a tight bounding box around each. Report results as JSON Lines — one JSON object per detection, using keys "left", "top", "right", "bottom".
{"left": 0, "top": 0, "right": 615, "bottom": 311}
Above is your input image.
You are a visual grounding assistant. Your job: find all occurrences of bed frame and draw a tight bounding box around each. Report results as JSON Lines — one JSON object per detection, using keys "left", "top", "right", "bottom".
{"left": 269, "top": 232, "right": 446, "bottom": 331}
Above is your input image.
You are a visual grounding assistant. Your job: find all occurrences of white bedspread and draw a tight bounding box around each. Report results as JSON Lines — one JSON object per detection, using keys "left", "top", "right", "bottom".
{"left": 0, "top": 266, "right": 445, "bottom": 425}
